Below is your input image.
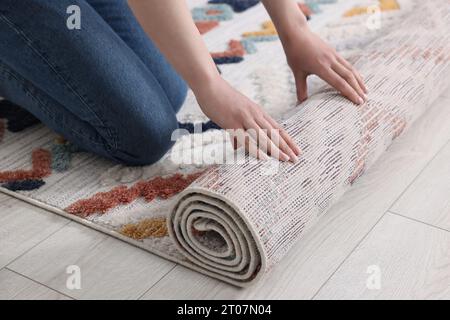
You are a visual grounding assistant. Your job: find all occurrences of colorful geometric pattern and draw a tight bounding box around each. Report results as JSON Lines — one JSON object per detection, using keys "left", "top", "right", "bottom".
{"left": 50, "top": 138, "right": 81, "bottom": 173}
{"left": 120, "top": 217, "right": 168, "bottom": 239}
{"left": 65, "top": 171, "right": 203, "bottom": 218}
{"left": 0, "top": 98, "right": 220, "bottom": 192}
{"left": 192, "top": 4, "right": 234, "bottom": 21}
{"left": 211, "top": 39, "right": 246, "bottom": 64}
{"left": 2, "top": 179, "right": 46, "bottom": 191}
{"left": 178, "top": 120, "right": 221, "bottom": 133}
{"left": 0, "top": 149, "right": 51, "bottom": 183}
{"left": 240, "top": 38, "right": 258, "bottom": 54}
{"left": 195, "top": 20, "right": 219, "bottom": 34}
{"left": 192, "top": 1, "right": 340, "bottom": 66}
{"left": 344, "top": 0, "right": 400, "bottom": 17}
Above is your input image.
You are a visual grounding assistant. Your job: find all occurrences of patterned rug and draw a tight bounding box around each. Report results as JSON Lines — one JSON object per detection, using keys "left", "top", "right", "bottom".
{"left": 0, "top": 0, "right": 425, "bottom": 286}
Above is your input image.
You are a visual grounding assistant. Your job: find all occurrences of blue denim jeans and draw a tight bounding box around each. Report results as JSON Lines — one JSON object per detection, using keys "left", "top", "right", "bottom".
{"left": 0, "top": 0, "right": 187, "bottom": 165}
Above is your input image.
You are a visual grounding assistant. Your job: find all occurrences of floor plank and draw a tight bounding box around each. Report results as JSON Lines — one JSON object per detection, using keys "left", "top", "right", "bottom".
{"left": 8, "top": 222, "right": 175, "bottom": 300}
{"left": 0, "top": 194, "right": 69, "bottom": 269}
{"left": 391, "top": 142, "right": 450, "bottom": 231}
{"left": 0, "top": 268, "right": 71, "bottom": 300}
{"left": 315, "top": 213, "right": 450, "bottom": 300}
{"left": 142, "top": 95, "right": 450, "bottom": 299}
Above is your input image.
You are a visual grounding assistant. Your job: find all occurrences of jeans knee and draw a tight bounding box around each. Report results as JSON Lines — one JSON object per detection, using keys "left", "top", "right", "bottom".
{"left": 110, "top": 115, "right": 178, "bottom": 166}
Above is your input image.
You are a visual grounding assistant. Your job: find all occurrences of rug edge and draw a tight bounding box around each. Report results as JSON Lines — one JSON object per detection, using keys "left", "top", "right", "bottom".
{"left": 0, "top": 187, "right": 257, "bottom": 287}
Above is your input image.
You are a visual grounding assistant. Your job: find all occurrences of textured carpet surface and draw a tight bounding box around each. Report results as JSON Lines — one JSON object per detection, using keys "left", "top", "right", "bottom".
{"left": 1, "top": 0, "right": 447, "bottom": 286}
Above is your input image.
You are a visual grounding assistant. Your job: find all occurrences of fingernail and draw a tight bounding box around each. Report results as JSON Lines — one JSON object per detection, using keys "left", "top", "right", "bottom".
{"left": 290, "top": 154, "right": 299, "bottom": 163}
{"left": 358, "top": 97, "right": 364, "bottom": 105}
{"left": 281, "top": 153, "right": 290, "bottom": 161}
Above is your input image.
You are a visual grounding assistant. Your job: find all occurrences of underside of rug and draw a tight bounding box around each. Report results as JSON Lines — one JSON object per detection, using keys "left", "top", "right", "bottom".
{"left": 1, "top": 0, "right": 449, "bottom": 287}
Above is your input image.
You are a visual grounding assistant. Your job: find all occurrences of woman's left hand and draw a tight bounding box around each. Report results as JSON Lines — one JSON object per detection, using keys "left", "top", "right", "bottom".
{"left": 283, "top": 27, "right": 368, "bottom": 105}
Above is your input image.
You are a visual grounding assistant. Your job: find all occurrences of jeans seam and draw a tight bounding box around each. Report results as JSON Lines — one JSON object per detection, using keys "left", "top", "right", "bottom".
{"left": 0, "top": 13, "right": 118, "bottom": 151}
{"left": 0, "top": 65, "right": 106, "bottom": 147}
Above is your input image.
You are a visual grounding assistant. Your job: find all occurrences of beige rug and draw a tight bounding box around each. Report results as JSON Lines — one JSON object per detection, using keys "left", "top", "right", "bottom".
{"left": 2, "top": 0, "right": 448, "bottom": 286}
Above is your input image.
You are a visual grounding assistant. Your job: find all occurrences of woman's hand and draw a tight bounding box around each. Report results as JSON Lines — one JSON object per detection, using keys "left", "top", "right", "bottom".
{"left": 284, "top": 27, "right": 367, "bottom": 104}
{"left": 195, "top": 77, "right": 301, "bottom": 162}
{"left": 262, "top": 0, "right": 367, "bottom": 105}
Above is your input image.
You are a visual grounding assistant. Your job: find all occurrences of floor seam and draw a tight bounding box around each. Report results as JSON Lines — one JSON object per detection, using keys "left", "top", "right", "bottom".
{"left": 388, "top": 210, "right": 450, "bottom": 233}
{"left": 5, "top": 220, "right": 72, "bottom": 269}
{"left": 137, "top": 264, "right": 178, "bottom": 300}
{"left": 5, "top": 267, "right": 75, "bottom": 300}
{"left": 310, "top": 210, "right": 388, "bottom": 300}
{"left": 387, "top": 140, "right": 450, "bottom": 212}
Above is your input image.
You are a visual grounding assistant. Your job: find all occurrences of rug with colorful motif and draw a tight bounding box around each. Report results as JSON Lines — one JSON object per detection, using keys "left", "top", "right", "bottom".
{"left": 0, "top": 0, "right": 410, "bottom": 284}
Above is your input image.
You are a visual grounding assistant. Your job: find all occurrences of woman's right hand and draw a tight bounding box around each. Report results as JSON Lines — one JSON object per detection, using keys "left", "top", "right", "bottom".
{"left": 194, "top": 77, "right": 301, "bottom": 162}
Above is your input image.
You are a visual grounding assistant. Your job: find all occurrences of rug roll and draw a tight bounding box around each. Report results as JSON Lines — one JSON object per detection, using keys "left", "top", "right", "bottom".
{"left": 169, "top": 0, "right": 450, "bottom": 287}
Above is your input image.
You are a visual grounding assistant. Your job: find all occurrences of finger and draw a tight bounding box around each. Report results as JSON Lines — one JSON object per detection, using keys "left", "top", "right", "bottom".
{"left": 264, "top": 115, "right": 302, "bottom": 156}
{"left": 332, "top": 61, "right": 366, "bottom": 102}
{"left": 336, "top": 55, "right": 367, "bottom": 93}
{"left": 231, "top": 129, "right": 268, "bottom": 161}
{"left": 296, "top": 73, "right": 308, "bottom": 103}
{"left": 245, "top": 134, "right": 269, "bottom": 161}
{"left": 336, "top": 55, "right": 368, "bottom": 94}
{"left": 319, "top": 67, "right": 364, "bottom": 105}
{"left": 255, "top": 116, "right": 298, "bottom": 162}
{"left": 244, "top": 120, "right": 290, "bottom": 162}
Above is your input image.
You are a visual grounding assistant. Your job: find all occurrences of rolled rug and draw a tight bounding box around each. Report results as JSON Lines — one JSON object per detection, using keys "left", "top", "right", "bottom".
{"left": 169, "top": 0, "right": 450, "bottom": 287}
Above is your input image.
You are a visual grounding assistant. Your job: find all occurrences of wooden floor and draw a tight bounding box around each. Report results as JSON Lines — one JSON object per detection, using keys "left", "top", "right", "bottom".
{"left": 1, "top": 92, "right": 450, "bottom": 300}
